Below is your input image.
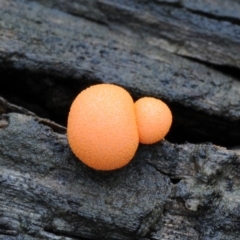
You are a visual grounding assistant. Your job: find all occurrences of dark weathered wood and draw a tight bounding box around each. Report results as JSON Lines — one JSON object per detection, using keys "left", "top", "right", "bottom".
{"left": 0, "top": 97, "right": 66, "bottom": 134}
{"left": 1, "top": 113, "right": 240, "bottom": 240}
{"left": 24, "top": 0, "right": 240, "bottom": 67}
{"left": 1, "top": 0, "right": 240, "bottom": 146}
{"left": 0, "top": 113, "right": 172, "bottom": 240}
{"left": 1, "top": 0, "right": 240, "bottom": 239}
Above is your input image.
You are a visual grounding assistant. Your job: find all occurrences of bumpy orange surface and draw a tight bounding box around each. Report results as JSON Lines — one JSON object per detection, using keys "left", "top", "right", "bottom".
{"left": 67, "top": 84, "right": 139, "bottom": 170}
{"left": 135, "top": 97, "right": 172, "bottom": 144}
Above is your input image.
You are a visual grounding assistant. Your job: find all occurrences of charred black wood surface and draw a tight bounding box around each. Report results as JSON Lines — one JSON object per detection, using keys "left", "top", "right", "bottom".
{"left": 0, "top": 0, "right": 240, "bottom": 239}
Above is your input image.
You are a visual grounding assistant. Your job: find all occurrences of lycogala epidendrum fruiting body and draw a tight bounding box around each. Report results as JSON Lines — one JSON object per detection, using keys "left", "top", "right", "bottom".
{"left": 67, "top": 84, "right": 139, "bottom": 171}
{"left": 67, "top": 83, "right": 172, "bottom": 171}
{"left": 135, "top": 97, "right": 172, "bottom": 144}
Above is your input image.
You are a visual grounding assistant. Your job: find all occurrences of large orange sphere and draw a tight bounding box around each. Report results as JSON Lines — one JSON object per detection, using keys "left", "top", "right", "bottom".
{"left": 135, "top": 97, "right": 172, "bottom": 144}
{"left": 67, "top": 84, "right": 139, "bottom": 170}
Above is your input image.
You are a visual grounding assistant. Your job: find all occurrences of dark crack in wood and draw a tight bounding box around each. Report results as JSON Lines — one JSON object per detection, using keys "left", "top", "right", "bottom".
{"left": 1, "top": 0, "right": 240, "bottom": 146}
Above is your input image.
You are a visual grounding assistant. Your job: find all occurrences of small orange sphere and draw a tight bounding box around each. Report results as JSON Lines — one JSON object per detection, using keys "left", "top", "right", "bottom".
{"left": 135, "top": 97, "right": 172, "bottom": 144}
{"left": 67, "top": 84, "right": 139, "bottom": 171}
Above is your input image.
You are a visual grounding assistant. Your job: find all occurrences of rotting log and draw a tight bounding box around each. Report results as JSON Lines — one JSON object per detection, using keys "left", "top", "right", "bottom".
{"left": 1, "top": 0, "right": 240, "bottom": 146}
{"left": 1, "top": 0, "right": 240, "bottom": 239}
{"left": 21, "top": 0, "right": 240, "bottom": 68}
{"left": 1, "top": 110, "right": 240, "bottom": 240}
{"left": 0, "top": 112, "right": 171, "bottom": 240}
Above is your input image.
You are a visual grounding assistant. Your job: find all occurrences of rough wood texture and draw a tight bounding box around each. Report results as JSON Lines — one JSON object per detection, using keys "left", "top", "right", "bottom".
{"left": 24, "top": 0, "right": 240, "bottom": 67}
{"left": 0, "top": 113, "right": 171, "bottom": 240}
{"left": 1, "top": 0, "right": 240, "bottom": 146}
{"left": 1, "top": 112, "right": 240, "bottom": 240}
{"left": 1, "top": 0, "right": 240, "bottom": 239}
